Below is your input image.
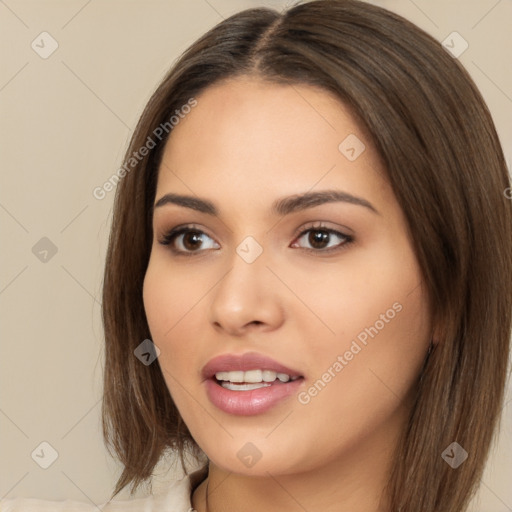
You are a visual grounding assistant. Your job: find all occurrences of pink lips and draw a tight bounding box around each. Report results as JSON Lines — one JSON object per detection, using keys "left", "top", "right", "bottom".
{"left": 201, "top": 351, "right": 305, "bottom": 416}
{"left": 201, "top": 351, "right": 303, "bottom": 381}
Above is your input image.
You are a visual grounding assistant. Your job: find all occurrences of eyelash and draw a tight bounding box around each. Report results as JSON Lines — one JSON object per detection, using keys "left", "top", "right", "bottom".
{"left": 158, "top": 223, "right": 354, "bottom": 256}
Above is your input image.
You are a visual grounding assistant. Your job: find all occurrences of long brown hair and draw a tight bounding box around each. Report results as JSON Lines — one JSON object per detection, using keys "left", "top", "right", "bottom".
{"left": 101, "top": 1, "right": 512, "bottom": 509}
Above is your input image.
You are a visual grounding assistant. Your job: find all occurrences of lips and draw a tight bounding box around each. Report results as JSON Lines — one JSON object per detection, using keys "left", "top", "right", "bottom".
{"left": 201, "top": 352, "right": 306, "bottom": 415}
{"left": 204, "top": 376, "right": 304, "bottom": 415}
{"left": 201, "top": 351, "right": 304, "bottom": 381}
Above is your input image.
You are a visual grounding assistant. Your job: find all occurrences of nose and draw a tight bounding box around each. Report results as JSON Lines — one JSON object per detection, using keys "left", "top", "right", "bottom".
{"left": 208, "top": 246, "right": 285, "bottom": 336}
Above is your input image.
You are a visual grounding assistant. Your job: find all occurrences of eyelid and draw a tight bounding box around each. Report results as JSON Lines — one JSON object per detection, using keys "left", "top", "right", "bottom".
{"left": 291, "top": 220, "right": 353, "bottom": 239}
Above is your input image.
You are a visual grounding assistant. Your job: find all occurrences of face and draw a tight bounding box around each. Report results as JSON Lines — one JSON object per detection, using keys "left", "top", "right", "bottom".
{"left": 143, "top": 77, "right": 433, "bottom": 477}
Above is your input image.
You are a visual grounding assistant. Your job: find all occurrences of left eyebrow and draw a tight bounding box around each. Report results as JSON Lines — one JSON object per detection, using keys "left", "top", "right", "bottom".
{"left": 272, "top": 190, "right": 380, "bottom": 216}
{"left": 153, "top": 189, "right": 380, "bottom": 216}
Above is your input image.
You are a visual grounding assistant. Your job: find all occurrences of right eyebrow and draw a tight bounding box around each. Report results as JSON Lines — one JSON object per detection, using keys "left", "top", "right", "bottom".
{"left": 154, "top": 193, "right": 216, "bottom": 215}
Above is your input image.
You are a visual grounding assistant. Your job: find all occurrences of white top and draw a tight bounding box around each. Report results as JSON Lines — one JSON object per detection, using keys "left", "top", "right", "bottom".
{"left": 1, "top": 465, "right": 208, "bottom": 512}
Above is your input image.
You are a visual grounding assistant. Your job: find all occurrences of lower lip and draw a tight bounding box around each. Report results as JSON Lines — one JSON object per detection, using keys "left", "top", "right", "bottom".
{"left": 205, "top": 377, "right": 305, "bottom": 416}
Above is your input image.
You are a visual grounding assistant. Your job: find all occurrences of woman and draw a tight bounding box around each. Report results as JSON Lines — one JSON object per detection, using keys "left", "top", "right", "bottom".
{"left": 4, "top": 0, "right": 511, "bottom": 511}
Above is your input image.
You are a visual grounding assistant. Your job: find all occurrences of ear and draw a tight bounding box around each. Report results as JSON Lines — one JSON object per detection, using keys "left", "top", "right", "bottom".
{"left": 430, "top": 318, "right": 445, "bottom": 346}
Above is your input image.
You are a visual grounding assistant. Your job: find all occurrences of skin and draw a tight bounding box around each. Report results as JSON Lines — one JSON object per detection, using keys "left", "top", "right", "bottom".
{"left": 143, "top": 77, "right": 434, "bottom": 512}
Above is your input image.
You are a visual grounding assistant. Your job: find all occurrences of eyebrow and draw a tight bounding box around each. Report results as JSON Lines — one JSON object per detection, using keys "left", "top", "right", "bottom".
{"left": 153, "top": 189, "right": 380, "bottom": 216}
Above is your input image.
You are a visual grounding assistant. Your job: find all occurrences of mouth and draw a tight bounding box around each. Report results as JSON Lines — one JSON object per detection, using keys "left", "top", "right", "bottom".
{"left": 201, "top": 351, "right": 304, "bottom": 381}
{"left": 201, "top": 352, "right": 305, "bottom": 415}
{"left": 204, "top": 370, "right": 305, "bottom": 416}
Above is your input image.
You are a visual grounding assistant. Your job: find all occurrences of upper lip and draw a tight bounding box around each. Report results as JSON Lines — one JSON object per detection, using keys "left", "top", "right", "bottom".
{"left": 201, "top": 351, "right": 304, "bottom": 381}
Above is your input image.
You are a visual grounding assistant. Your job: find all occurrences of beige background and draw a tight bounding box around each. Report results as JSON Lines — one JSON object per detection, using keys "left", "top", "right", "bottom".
{"left": 1, "top": 0, "right": 511, "bottom": 509}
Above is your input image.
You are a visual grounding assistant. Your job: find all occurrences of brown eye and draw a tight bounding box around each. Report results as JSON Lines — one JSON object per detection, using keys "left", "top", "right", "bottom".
{"left": 308, "top": 230, "right": 331, "bottom": 249}
{"left": 159, "top": 226, "right": 220, "bottom": 254}
{"left": 182, "top": 231, "right": 205, "bottom": 251}
{"left": 292, "top": 227, "right": 353, "bottom": 253}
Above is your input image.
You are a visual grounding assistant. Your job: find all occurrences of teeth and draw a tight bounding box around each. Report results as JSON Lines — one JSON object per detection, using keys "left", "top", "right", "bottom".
{"left": 244, "top": 369, "right": 263, "bottom": 383}
{"left": 215, "top": 369, "right": 300, "bottom": 383}
{"left": 217, "top": 370, "right": 244, "bottom": 382}
{"left": 262, "top": 370, "right": 277, "bottom": 382}
{"left": 221, "top": 382, "right": 271, "bottom": 391}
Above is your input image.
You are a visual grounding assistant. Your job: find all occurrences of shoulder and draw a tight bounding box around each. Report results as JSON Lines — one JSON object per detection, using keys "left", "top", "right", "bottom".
{"left": 1, "top": 465, "right": 209, "bottom": 512}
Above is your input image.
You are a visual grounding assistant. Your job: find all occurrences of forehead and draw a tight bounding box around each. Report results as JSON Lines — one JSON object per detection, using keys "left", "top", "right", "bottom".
{"left": 155, "top": 77, "right": 390, "bottom": 214}
{"left": 164, "top": 77, "right": 359, "bottom": 153}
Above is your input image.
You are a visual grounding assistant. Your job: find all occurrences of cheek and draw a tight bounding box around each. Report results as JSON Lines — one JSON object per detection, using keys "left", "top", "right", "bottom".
{"left": 307, "top": 290, "right": 429, "bottom": 428}
{"left": 290, "top": 237, "right": 430, "bottom": 402}
{"left": 279, "top": 239, "right": 425, "bottom": 349}
{"left": 142, "top": 254, "right": 216, "bottom": 393}
{"left": 290, "top": 286, "right": 429, "bottom": 468}
{"left": 143, "top": 254, "right": 208, "bottom": 339}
